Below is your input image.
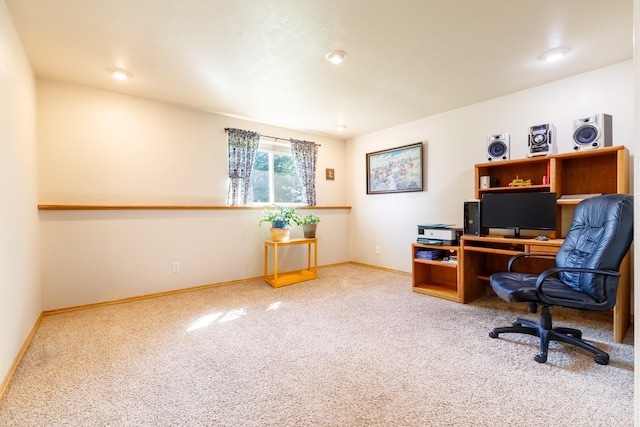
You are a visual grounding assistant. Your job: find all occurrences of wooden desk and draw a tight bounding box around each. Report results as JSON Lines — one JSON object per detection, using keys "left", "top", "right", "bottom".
{"left": 264, "top": 238, "right": 318, "bottom": 288}
{"left": 460, "top": 235, "right": 630, "bottom": 342}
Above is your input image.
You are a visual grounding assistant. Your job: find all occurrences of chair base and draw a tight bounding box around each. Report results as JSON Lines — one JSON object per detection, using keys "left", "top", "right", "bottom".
{"left": 489, "top": 313, "right": 610, "bottom": 365}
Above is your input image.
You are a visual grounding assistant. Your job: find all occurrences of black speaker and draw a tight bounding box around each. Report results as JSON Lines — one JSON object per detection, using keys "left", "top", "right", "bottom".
{"left": 487, "top": 133, "right": 510, "bottom": 161}
{"left": 464, "top": 200, "right": 486, "bottom": 236}
{"left": 527, "top": 123, "right": 556, "bottom": 157}
{"left": 572, "top": 113, "right": 612, "bottom": 151}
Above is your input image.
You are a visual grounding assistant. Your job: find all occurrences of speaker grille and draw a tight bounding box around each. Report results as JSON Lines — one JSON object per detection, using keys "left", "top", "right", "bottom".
{"left": 574, "top": 125, "right": 598, "bottom": 145}
{"left": 488, "top": 141, "right": 507, "bottom": 157}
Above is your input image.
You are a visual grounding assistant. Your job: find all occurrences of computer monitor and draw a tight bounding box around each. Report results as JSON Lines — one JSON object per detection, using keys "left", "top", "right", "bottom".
{"left": 481, "top": 192, "right": 557, "bottom": 238}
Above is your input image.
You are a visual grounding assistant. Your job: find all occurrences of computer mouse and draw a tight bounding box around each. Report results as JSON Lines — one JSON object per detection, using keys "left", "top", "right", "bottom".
{"left": 535, "top": 235, "right": 549, "bottom": 241}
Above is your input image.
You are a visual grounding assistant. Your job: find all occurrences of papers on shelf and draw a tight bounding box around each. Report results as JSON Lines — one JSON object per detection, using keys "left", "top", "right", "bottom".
{"left": 416, "top": 238, "right": 442, "bottom": 245}
{"left": 558, "top": 193, "right": 602, "bottom": 202}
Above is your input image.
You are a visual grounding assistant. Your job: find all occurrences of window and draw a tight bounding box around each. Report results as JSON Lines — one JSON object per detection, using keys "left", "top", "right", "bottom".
{"left": 252, "top": 140, "right": 304, "bottom": 204}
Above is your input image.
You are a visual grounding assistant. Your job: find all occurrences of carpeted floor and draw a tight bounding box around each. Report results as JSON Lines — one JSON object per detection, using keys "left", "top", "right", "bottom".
{"left": 0, "top": 264, "right": 634, "bottom": 426}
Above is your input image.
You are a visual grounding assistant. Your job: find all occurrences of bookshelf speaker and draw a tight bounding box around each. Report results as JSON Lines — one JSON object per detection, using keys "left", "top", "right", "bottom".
{"left": 487, "top": 133, "right": 510, "bottom": 161}
{"left": 572, "top": 113, "right": 612, "bottom": 151}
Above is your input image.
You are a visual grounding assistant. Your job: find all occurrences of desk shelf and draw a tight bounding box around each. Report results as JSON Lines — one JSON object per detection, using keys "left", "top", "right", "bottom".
{"left": 413, "top": 283, "right": 459, "bottom": 301}
{"left": 412, "top": 243, "right": 461, "bottom": 302}
{"left": 413, "top": 258, "right": 458, "bottom": 268}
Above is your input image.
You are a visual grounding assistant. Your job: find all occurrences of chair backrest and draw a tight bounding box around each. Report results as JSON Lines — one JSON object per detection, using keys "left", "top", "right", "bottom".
{"left": 555, "top": 194, "right": 633, "bottom": 301}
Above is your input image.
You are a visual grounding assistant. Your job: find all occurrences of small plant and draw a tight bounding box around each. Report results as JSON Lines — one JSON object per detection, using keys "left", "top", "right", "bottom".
{"left": 301, "top": 213, "right": 321, "bottom": 225}
{"left": 259, "top": 205, "right": 302, "bottom": 229}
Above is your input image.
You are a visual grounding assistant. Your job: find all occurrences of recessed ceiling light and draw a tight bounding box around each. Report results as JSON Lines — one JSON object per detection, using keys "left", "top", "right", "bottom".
{"left": 337, "top": 124, "right": 347, "bottom": 131}
{"left": 108, "top": 68, "right": 132, "bottom": 80}
{"left": 539, "top": 48, "right": 570, "bottom": 63}
{"left": 325, "top": 51, "right": 346, "bottom": 64}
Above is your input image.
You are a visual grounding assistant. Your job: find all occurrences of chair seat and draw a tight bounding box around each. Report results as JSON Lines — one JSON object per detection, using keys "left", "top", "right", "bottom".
{"left": 490, "top": 272, "right": 598, "bottom": 304}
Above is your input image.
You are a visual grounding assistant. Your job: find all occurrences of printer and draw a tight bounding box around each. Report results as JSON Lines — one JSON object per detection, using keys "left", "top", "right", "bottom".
{"left": 417, "top": 224, "right": 462, "bottom": 245}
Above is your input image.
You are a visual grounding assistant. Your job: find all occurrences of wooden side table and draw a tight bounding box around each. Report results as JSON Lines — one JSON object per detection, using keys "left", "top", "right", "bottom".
{"left": 264, "top": 238, "right": 318, "bottom": 288}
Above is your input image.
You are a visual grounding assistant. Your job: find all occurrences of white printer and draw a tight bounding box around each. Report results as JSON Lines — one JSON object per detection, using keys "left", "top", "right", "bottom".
{"left": 417, "top": 224, "right": 462, "bottom": 245}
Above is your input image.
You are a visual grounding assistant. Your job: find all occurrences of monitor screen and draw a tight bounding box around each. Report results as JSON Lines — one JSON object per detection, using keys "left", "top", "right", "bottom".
{"left": 481, "top": 192, "right": 557, "bottom": 238}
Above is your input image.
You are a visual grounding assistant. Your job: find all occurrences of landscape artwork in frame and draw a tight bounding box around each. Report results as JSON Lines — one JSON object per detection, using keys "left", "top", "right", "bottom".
{"left": 366, "top": 142, "right": 423, "bottom": 194}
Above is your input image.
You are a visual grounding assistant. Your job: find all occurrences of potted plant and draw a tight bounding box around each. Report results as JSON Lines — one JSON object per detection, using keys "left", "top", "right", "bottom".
{"left": 259, "top": 205, "right": 303, "bottom": 242}
{"left": 301, "top": 213, "right": 320, "bottom": 238}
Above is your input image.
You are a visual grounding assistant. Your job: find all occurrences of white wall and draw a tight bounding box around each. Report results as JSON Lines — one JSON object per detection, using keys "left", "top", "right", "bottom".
{"left": 0, "top": 1, "right": 40, "bottom": 383}
{"left": 37, "top": 80, "right": 348, "bottom": 207}
{"left": 347, "top": 61, "right": 634, "bottom": 272}
{"left": 40, "top": 208, "right": 350, "bottom": 309}
{"left": 37, "top": 81, "right": 350, "bottom": 310}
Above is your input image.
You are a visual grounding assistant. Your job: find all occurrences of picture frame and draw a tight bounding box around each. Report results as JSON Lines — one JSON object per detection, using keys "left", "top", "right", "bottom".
{"left": 325, "top": 168, "right": 335, "bottom": 180}
{"left": 366, "top": 142, "right": 423, "bottom": 194}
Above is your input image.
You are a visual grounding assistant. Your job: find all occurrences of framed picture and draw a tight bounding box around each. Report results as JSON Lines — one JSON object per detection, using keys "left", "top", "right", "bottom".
{"left": 326, "top": 168, "right": 335, "bottom": 180}
{"left": 366, "top": 142, "right": 423, "bottom": 194}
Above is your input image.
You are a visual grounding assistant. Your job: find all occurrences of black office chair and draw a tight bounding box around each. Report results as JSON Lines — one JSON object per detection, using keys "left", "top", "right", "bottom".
{"left": 488, "top": 194, "right": 633, "bottom": 364}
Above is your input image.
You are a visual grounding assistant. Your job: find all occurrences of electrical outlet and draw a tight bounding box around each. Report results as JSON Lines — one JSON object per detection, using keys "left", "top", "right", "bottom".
{"left": 375, "top": 245, "right": 380, "bottom": 255}
{"left": 172, "top": 262, "right": 180, "bottom": 273}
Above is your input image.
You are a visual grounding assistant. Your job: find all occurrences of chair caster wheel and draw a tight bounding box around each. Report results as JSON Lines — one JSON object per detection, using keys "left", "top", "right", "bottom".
{"left": 595, "top": 355, "right": 609, "bottom": 365}
{"left": 489, "top": 331, "right": 498, "bottom": 339}
{"left": 534, "top": 354, "right": 547, "bottom": 363}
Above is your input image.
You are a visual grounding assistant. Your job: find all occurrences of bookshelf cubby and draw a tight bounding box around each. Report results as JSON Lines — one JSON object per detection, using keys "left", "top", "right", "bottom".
{"left": 411, "top": 243, "right": 464, "bottom": 302}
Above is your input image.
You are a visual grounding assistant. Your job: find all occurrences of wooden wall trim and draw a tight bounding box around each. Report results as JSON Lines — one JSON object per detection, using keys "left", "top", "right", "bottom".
{"left": 38, "top": 205, "right": 351, "bottom": 211}
{"left": 0, "top": 313, "right": 44, "bottom": 401}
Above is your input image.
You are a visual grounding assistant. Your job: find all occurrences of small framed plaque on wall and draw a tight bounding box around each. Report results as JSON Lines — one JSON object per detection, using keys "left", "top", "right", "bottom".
{"left": 326, "top": 168, "right": 335, "bottom": 180}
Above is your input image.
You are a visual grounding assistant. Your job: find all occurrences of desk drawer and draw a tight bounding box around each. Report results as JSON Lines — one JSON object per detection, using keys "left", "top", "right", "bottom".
{"left": 528, "top": 244, "right": 560, "bottom": 254}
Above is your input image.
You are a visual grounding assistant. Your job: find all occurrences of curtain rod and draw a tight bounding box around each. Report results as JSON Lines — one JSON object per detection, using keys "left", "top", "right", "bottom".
{"left": 224, "top": 128, "right": 320, "bottom": 146}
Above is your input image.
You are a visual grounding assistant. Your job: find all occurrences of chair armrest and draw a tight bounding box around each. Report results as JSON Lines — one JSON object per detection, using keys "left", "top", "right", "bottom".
{"left": 507, "top": 252, "right": 555, "bottom": 272}
{"left": 534, "top": 267, "right": 621, "bottom": 309}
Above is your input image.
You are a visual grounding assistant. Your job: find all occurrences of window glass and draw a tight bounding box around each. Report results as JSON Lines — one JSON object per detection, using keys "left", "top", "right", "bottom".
{"left": 274, "top": 153, "right": 303, "bottom": 203}
{"left": 252, "top": 151, "right": 269, "bottom": 203}
{"left": 252, "top": 143, "right": 303, "bottom": 204}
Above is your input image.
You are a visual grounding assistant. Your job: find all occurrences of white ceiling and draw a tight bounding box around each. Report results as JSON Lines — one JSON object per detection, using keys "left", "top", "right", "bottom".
{"left": 6, "top": 0, "right": 633, "bottom": 139}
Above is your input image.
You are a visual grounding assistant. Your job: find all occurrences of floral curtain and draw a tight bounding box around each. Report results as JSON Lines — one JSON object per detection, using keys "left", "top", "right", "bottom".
{"left": 290, "top": 139, "right": 318, "bottom": 206}
{"left": 227, "top": 128, "right": 260, "bottom": 205}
